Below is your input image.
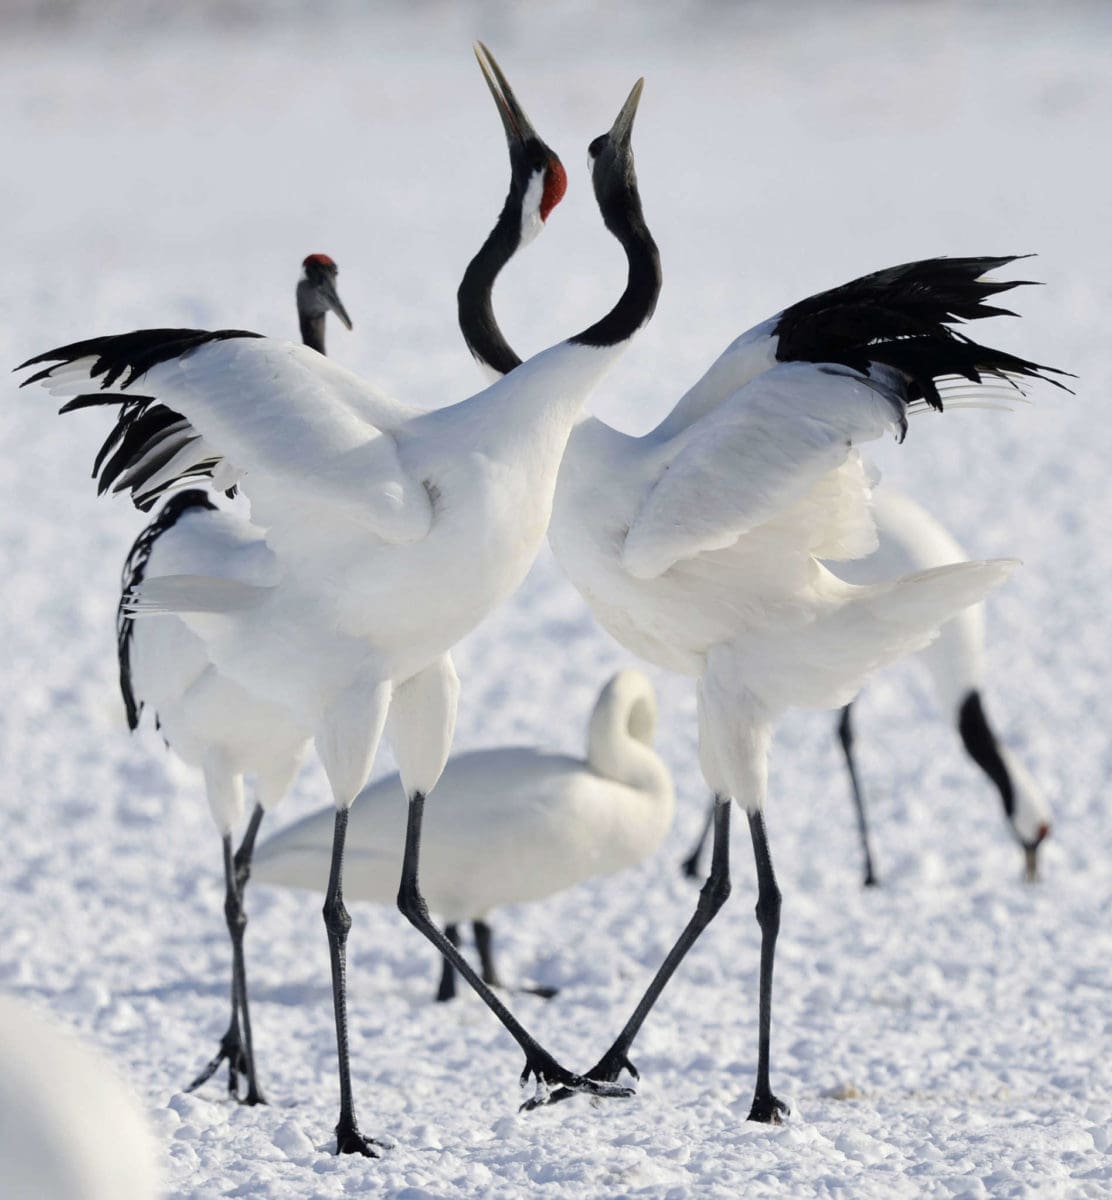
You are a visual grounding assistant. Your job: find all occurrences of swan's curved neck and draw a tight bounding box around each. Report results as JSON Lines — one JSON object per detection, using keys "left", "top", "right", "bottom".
{"left": 588, "top": 687, "right": 672, "bottom": 802}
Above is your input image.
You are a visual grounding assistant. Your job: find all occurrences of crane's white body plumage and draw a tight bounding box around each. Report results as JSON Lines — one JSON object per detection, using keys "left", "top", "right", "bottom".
{"left": 551, "top": 345, "right": 1014, "bottom": 811}
{"left": 128, "top": 502, "right": 309, "bottom": 831}
{"left": 115, "top": 339, "right": 623, "bottom": 806}
{"left": 253, "top": 670, "right": 674, "bottom": 923}
{"left": 833, "top": 486, "right": 1050, "bottom": 845}
{"left": 833, "top": 487, "right": 986, "bottom": 712}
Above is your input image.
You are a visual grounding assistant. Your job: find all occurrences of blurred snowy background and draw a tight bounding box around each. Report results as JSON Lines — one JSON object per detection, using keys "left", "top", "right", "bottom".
{"left": 1, "top": 2, "right": 1110, "bottom": 1197}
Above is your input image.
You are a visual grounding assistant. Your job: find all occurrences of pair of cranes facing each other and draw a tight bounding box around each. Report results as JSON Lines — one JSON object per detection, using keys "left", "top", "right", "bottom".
{"left": 19, "top": 43, "right": 1068, "bottom": 1153}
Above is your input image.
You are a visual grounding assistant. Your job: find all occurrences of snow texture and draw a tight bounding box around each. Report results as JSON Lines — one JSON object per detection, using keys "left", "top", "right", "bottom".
{"left": 1, "top": 3, "right": 1109, "bottom": 1197}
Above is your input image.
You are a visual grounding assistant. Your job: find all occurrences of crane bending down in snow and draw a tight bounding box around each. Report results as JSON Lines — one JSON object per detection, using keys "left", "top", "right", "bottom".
{"left": 680, "top": 486, "right": 1053, "bottom": 888}
{"left": 252, "top": 669, "right": 674, "bottom": 1002}
{"left": 20, "top": 48, "right": 661, "bottom": 1154}
{"left": 115, "top": 254, "right": 350, "bottom": 1105}
{"left": 455, "top": 217, "right": 1068, "bottom": 1120}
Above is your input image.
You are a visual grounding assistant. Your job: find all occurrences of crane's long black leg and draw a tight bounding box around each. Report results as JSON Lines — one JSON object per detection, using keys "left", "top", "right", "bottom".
{"left": 323, "top": 808, "right": 381, "bottom": 1157}
{"left": 436, "top": 924, "right": 461, "bottom": 1003}
{"left": 746, "top": 809, "right": 788, "bottom": 1124}
{"left": 398, "top": 792, "right": 631, "bottom": 1103}
{"left": 529, "top": 795, "right": 734, "bottom": 1110}
{"left": 185, "top": 833, "right": 264, "bottom": 1104}
{"left": 473, "top": 919, "right": 558, "bottom": 1000}
{"left": 234, "top": 803, "right": 266, "bottom": 892}
{"left": 680, "top": 798, "right": 716, "bottom": 880}
{"left": 472, "top": 919, "right": 502, "bottom": 988}
{"left": 837, "top": 704, "right": 879, "bottom": 887}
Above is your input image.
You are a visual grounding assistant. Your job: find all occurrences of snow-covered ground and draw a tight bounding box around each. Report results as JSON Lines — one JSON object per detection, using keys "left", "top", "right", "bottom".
{"left": 2, "top": 3, "right": 1110, "bottom": 1196}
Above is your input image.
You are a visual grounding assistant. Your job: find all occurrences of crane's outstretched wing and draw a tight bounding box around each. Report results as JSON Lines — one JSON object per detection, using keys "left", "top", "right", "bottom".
{"left": 657, "top": 255, "right": 1071, "bottom": 437}
{"left": 622, "top": 362, "right": 904, "bottom": 579}
{"left": 19, "top": 330, "right": 432, "bottom": 545}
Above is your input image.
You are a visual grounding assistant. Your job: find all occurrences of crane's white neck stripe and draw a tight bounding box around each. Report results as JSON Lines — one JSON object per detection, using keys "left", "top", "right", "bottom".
{"left": 518, "top": 171, "right": 546, "bottom": 249}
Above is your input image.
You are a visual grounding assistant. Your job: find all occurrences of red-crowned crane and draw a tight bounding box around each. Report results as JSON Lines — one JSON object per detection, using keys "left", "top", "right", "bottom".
{"left": 19, "top": 47, "right": 660, "bottom": 1154}
{"left": 115, "top": 254, "right": 350, "bottom": 1105}
{"left": 681, "top": 485, "right": 1052, "bottom": 887}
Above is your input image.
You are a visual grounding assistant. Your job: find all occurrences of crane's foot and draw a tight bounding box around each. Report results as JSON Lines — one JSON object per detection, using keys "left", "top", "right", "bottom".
{"left": 518, "top": 983, "right": 559, "bottom": 1000}
{"left": 335, "top": 1117, "right": 383, "bottom": 1157}
{"left": 518, "top": 1048, "right": 635, "bottom": 1111}
{"left": 747, "top": 1089, "right": 789, "bottom": 1124}
{"left": 519, "top": 1047, "right": 637, "bottom": 1111}
{"left": 680, "top": 853, "right": 703, "bottom": 881}
{"left": 185, "top": 1024, "right": 266, "bottom": 1105}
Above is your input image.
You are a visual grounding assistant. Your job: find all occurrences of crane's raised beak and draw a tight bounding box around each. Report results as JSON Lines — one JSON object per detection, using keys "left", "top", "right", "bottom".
{"left": 607, "top": 78, "right": 644, "bottom": 152}
{"left": 474, "top": 41, "right": 541, "bottom": 152}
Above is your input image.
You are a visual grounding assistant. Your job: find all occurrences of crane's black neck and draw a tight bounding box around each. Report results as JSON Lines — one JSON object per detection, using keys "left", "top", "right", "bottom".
{"left": 570, "top": 192, "right": 660, "bottom": 350}
{"left": 457, "top": 193, "right": 524, "bottom": 377}
{"left": 299, "top": 311, "right": 327, "bottom": 355}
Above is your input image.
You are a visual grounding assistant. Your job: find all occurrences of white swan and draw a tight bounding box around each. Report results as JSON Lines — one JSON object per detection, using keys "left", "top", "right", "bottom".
{"left": 0, "top": 994, "right": 159, "bottom": 1200}
{"left": 253, "top": 669, "right": 674, "bottom": 1001}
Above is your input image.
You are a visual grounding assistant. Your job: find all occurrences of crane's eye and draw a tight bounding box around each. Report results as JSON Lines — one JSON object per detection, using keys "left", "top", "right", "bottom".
{"left": 588, "top": 135, "right": 607, "bottom": 161}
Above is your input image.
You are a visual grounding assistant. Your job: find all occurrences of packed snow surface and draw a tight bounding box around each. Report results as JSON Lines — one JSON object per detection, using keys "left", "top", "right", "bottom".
{"left": 1, "top": 3, "right": 1109, "bottom": 1197}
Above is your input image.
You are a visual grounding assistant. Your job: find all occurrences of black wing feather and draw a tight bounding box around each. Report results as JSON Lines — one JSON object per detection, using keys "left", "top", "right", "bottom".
{"left": 773, "top": 255, "right": 1072, "bottom": 410}
{"left": 17, "top": 328, "right": 262, "bottom": 508}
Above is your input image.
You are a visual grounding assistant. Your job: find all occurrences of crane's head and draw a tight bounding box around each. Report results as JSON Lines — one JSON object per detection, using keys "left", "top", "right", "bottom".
{"left": 474, "top": 42, "right": 567, "bottom": 250}
{"left": 298, "top": 254, "right": 353, "bottom": 332}
{"left": 587, "top": 78, "right": 645, "bottom": 233}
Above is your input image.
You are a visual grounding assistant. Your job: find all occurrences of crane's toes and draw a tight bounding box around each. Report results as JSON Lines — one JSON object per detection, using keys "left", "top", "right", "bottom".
{"left": 518, "top": 1048, "right": 636, "bottom": 1111}
{"left": 747, "top": 1092, "right": 790, "bottom": 1124}
{"left": 334, "top": 1121, "right": 384, "bottom": 1157}
{"left": 519, "top": 983, "right": 559, "bottom": 1000}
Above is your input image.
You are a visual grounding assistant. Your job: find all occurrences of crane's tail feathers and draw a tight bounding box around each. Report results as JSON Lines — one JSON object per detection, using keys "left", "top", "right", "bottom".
{"left": 867, "top": 559, "right": 1018, "bottom": 630}
{"left": 117, "top": 490, "right": 218, "bottom": 729}
{"left": 123, "top": 574, "right": 268, "bottom": 617}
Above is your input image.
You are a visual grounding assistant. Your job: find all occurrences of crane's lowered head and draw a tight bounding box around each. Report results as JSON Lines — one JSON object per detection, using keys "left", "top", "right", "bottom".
{"left": 298, "top": 254, "right": 352, "bottom": 355}
{"left": 474, "top": 41, "right": 567, "bottom": 251}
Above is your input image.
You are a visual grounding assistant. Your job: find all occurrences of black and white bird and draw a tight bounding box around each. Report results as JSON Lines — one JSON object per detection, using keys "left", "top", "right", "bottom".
{"left": 681, "top": 485, "right": 1053, "bottom": 887}
{"left": 456, "top": 239, "right": 1067, "bottom": 1119}
{"left": 540, "top": 255, "right": 1068, "bottom": 1121}
{"left": 115, "top": 254, "right": 350, "bottom": 1105}
{"left": 20, "top": 47, "right": 660, "bottom": 1154}
{"left": 252, "top": 669, "right": 674, "bottom": 1003}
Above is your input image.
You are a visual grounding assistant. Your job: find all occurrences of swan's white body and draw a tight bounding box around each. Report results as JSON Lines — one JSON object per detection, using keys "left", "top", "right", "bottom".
{"left": 254, "top": 670, "right": 674, "bottom": 922}
{"left": 834, "top": 486, "right": 1049, "bottom": 843}
{"left": 0, "top": 995, "right": 160, "bottom": 1200}
{"left": 550, "top": 353, "right": 1013, "bottom": 808}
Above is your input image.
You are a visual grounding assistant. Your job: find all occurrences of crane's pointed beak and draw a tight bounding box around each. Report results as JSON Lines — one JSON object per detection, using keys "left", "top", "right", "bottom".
{"left": 1023, "top": 842, "right": 1039, "bottom": 882}
{"left": 321, "top": 277, "right": 352, "bottom": 331}
{"left": 474, "top": 41, "right": 540, "bottom": 151}
{"left": 607, "top": 78, "right": 644, "bottom": 151}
